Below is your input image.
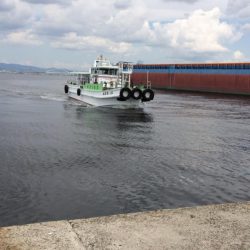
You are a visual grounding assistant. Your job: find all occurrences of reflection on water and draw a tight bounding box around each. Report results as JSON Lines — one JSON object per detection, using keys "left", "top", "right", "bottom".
{"left": 0, "top": 73, "right": 250, "bottom": 227}
{"left": 68, "top": 105, "right": 153, "bottom": 128}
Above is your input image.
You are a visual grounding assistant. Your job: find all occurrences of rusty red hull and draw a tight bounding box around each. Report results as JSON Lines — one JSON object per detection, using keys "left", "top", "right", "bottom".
{"left": 131, "top": 72, "right": 250, "bottom": 95}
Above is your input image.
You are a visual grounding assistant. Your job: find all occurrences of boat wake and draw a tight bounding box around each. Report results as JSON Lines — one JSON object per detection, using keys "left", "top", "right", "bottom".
{"left": 40, "top": 94, "right": 66, "bottom": 102}
{"left": 0, "top": 88, "right": 67, "bottom": 102}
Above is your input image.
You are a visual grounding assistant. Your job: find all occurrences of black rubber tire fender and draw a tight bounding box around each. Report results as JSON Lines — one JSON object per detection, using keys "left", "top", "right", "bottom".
{"left": 131, "top": 88, "right": 142, "bottom": 100}
{"left": 64, "top": 85, "right": 69, "bottom": 94}
{"left": 77, "top": 88, "right": 81, "bottom": 96}
{"left": 142, "top": 89, "right": 154, "bottom": 101}
{"left": 119, "top": 87, "right": 132, "bottom": 100}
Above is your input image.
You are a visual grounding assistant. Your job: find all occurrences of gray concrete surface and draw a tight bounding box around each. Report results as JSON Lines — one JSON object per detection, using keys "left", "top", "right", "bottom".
{"left": 0, "top": 202, "right": 250, "bottom": 250}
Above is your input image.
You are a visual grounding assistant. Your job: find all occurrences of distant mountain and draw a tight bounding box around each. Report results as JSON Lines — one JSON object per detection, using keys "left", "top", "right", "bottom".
{"left": 0, "top": 63, "right": 70, "bottom": 73}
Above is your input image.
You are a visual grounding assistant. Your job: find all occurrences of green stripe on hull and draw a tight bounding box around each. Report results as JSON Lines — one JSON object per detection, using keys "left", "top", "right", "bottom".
{"left": 81, "top": 83, "right": 103, "bottom": 91}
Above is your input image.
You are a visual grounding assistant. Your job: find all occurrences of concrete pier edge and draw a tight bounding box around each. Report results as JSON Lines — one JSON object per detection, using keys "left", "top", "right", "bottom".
{"left": 0, "top": 201, "right": 250, "bottom": 249}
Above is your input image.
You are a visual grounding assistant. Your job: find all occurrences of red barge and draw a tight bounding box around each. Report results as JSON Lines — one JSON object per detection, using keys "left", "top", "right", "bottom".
{"left": 131, "top": 63, "right": 250, "bottom": 95}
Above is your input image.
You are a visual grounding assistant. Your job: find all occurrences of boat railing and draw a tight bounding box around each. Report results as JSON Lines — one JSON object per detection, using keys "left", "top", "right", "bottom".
{"left": 67, "top": 80, "right": 78, "bottom": 85}
{"left": 147, "top": 81, "right": 152, "bottom": 89}
{"left": 146, "top": 71, "right": 152, "bottom": 89}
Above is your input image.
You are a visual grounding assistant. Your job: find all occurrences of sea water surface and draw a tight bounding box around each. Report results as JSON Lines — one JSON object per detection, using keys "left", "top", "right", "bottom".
{"left": 0, "top": 72, "right": 250, "bottom": 227}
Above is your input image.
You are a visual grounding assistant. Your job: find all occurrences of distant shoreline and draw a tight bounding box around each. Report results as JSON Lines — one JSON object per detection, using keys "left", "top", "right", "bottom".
{"left": 0, "top": 62, "right": 70, "bottom": 74}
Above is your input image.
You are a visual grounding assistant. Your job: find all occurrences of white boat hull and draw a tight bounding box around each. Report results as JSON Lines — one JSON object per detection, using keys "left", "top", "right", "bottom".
{"left": 68, "top": 85, "right": 142, "bottom": 108}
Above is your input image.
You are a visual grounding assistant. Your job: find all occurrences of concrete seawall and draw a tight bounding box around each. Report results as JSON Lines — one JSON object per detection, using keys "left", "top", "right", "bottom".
{"left": 0, "top": 202, "right": 250, "bottom": 250}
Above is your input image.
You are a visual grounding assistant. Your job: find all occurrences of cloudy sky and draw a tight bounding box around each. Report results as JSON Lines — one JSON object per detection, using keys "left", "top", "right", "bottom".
{"left": 0, "top": 0, "right": 250, "bottom": 69}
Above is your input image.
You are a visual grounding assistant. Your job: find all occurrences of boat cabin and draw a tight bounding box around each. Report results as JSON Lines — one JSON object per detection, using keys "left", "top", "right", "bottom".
{"left": 67, "top": 72, "right": 90, "bottom": 85}
{"left": 67, "top": 56, "right": 134, "bottom": 90}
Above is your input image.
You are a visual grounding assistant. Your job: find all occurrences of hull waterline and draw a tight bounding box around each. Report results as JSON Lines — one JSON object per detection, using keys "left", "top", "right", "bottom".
{"left": 68, "top": 91, "right": 142, "bottom": 108}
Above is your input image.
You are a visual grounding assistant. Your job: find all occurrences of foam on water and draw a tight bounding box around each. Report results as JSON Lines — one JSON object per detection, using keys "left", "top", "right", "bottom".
{"left": 40, "top": 94, "right": 66, "bottom": 102}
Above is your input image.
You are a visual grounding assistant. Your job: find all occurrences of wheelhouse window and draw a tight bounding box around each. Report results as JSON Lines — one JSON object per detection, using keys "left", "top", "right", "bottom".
{"left": 91, "top": 68, "right": 118, "bottom": 75}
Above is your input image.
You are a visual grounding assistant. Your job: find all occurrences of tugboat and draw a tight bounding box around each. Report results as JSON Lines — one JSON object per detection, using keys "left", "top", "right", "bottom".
{"left": 64, "top": 55, "right": 154, "bottom": 107}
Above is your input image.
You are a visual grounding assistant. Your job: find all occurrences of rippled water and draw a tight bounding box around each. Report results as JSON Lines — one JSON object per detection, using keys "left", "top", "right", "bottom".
{"left": 0, "top": 73, "right": 250, "bottom": 227}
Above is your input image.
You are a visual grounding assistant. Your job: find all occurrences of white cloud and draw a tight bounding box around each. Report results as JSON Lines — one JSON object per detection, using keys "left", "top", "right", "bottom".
{"left": 3, "top": 30, "right": 43, "bottom": 45}
{"left": 0, "top": 0, "right": 247, "bottom": 66}
{"left": 33, "top": 5, "right": 76, "bottom": 36}
{"left": 227, "top": 0, "right": 250, "bottom": 18}
{"left": 0, "top": 0, "right": 15, "bottom": 12}
{"left": 114, "top": 0, "right": 131, "bottom": 9}
{"left": 233, "top": 50, "right": 245, "bottom": 61}
{"left": 51, "top": 32, "right": 132, "bottom": 53}
{"left": 0, "top": 0, "right": 33, "bottom": 31}
{"left": 33, "top": 1, "right": 116, "bottom": 36}
{"left": 133, "top": 8, "right": 239, "bottom": 54}
{"left": 21, "top": 0, "right": 72, "bottom": 5}
{"left": 242, "top": 23, "right": 250, "bottom": 32}
{"left": 165, "top": 8, "right": 238, "bottom": 52}
{"left": 162, "top": 0, "right": 198, "bottom": 3}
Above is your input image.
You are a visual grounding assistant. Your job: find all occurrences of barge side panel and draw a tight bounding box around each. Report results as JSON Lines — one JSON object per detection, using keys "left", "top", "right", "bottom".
{"left": 131, "top": 72, "right": 250, "bottom": 95}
